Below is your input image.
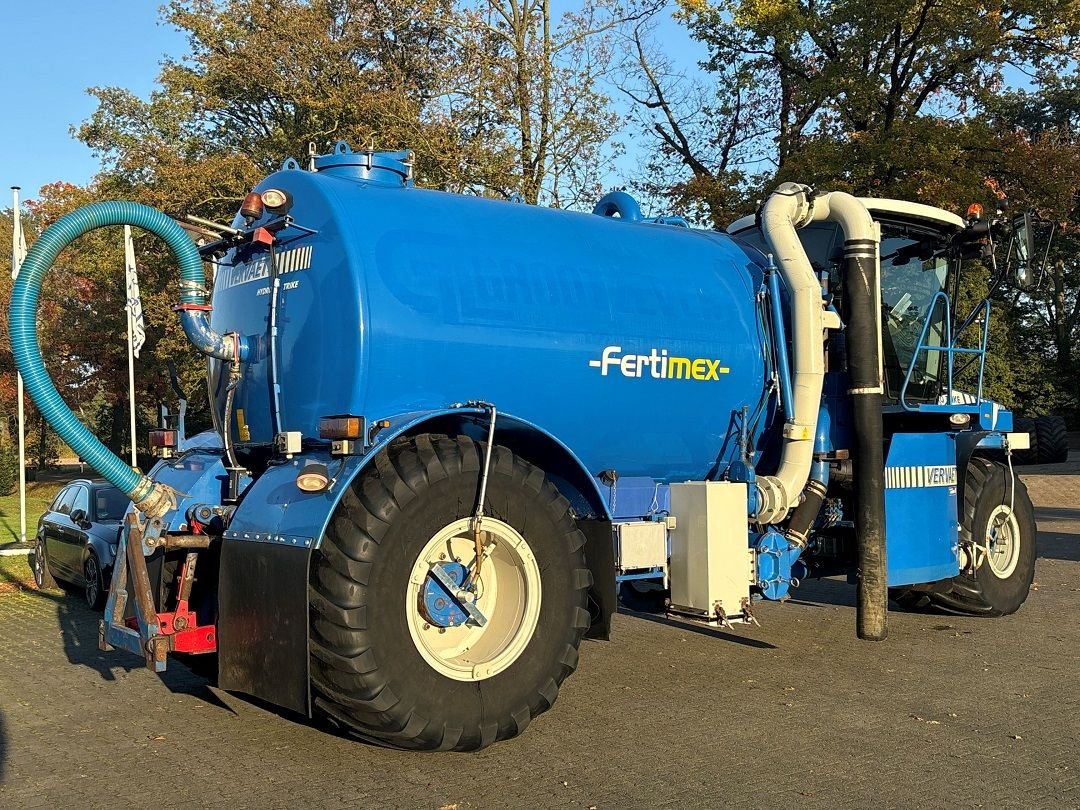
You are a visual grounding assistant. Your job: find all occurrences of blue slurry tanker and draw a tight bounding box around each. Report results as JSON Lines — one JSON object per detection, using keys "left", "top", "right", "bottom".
{"left": 10, "top": 142, "right": 1037, "bottom": 751}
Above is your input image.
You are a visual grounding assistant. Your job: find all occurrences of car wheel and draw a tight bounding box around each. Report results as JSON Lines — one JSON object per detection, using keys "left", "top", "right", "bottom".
{"left": 33, "top": 537, "right": 58, "bottom": 590}
{"left": 84, "top": 553, "right": 107, "bottom": 610}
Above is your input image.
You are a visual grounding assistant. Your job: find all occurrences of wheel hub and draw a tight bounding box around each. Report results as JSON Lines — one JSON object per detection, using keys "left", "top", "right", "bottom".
{"left": 406, "top": 517, "right": 542, "bottom": 682}
{"left": 421, "top": 562, "right": 471, "bottom": 628}
{"left": 985, "top": 505, "right": 1020, "bottom": 579}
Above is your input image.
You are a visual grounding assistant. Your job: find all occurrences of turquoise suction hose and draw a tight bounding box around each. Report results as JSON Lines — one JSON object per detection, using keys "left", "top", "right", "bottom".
{"left": 8, "top": 201, "right": 246, "bottom": 516}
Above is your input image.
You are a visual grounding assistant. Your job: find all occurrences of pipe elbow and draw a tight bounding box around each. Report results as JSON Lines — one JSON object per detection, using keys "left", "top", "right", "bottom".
{"left": 761, "top": 183, "right": 815, "bottom": 231}
{"left": 179, "top": 310, "right": 249, "bottom": 362}
{"left": 811, "top": 192, "right": 876, "bottom": 243}
{"left": 592, "top": 191, "right": 643, "bottom": 222}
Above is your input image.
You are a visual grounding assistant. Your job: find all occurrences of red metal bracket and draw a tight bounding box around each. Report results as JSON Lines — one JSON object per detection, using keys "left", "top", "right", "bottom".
{"left": 252, "top": 226, "right": 275, "bottom": 246}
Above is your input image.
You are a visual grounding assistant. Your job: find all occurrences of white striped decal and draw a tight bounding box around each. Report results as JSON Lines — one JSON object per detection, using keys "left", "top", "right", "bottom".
{"left": 885, "top": 465, "right": 957, "bottom": 489}
{"left": 278, "top": 245, "right": 312, "bottom": 275}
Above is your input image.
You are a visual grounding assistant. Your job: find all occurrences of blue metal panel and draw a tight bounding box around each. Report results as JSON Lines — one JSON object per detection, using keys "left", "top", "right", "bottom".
{"left": 209, "top": 160, "right": 771, "bottom": 484}
{"left": 219, "top": 406, "right": 609, "bottom": 549}
{"left": 224, "top": 448, "right": 365, "bottom": 548}
{"left": 884, "top": 432, "right": 961, "bottom": 586}
{"left": 147, "top": 450, "right": 230, "bottom": 532}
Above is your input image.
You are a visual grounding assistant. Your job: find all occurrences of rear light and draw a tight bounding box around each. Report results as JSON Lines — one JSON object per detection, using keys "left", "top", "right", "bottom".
{"left": 319, "top": 415, "right": 364, "bottom": 440}
{"left": 296, "top": 462, "right": 330, "bottom": 493}
{"left": 149, "top": 429, "right": 178, "bottom": 459}
{"left": 149, "top": 429, "right": 177, "bottom": 449}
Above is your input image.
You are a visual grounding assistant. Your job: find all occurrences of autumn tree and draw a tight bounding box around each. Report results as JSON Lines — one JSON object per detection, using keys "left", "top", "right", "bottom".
{"left": 450, "top": 0, "right": 660, "bottom": 206}
{"left": 620, "top": 0, "right": 1080, "bottom": 223}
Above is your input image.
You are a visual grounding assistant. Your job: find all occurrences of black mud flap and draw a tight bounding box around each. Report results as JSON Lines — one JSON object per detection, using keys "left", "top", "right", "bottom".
{"left": 579, "top": 519, "right": 616, "bottom": 640}
{"left": 218, "top": 538, "right": 311, "bottom": 715}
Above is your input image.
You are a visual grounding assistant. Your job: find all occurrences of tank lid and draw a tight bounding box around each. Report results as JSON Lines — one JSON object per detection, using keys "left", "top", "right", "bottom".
{"left": 313, "top": 141, "right": 414, "bottom": 187}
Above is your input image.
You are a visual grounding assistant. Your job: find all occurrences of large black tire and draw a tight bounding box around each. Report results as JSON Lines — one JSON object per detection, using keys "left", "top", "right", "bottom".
{"left": 32, "top": 537, "right": 58, "bottom": 590}
{"left": 1011, "top": 417, "right": 1039, "bottom": 465}
{"left": 1035, "top": 415, "right": 1069, "bottom": 464}
{"left": 308, "top": 434, "right": 591, "bottom": 751}
{"left": 929, "top": 458, "right": 1036, "bottom": 616}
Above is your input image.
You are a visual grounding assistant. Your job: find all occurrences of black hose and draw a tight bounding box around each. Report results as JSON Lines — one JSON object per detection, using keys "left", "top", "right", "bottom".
{"left": 786, "top": 479, "right": 827, "bottom": 547}
{"left": 845, "top": 239, "right": 888, "bottom": 641}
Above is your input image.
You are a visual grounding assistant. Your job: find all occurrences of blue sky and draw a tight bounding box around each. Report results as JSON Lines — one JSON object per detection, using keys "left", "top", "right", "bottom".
{"left": 0, "top": 3, "right": 186, "bottom": 200}
{"left": 0, "top": 2, "right": 704, "bottom": 203}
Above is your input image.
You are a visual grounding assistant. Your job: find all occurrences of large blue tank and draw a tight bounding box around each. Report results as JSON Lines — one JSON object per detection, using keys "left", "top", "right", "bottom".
{"left": 209, "top": 147, "right": 770, "bottom": 481}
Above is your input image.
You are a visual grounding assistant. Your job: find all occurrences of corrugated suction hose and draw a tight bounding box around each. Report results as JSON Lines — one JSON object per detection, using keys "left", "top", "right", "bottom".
{"left": 9, "top": 201, "right": 218, "bottom": 516}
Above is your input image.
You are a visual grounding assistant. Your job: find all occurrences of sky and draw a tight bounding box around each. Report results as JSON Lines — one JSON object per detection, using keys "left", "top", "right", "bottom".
{"left": 0, "top": 2, "right": 705, "bottom": 204}
{"left": 0, "top": 3, "right": 187, "bottom": 201}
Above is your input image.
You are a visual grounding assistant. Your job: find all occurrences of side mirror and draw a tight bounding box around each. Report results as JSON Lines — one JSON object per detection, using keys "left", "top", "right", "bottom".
{"left": 70, "top": 509, "right": 88, "bottom": 526}
{"left": 1011, "top": 212, "right": 1039, "bottom": 289}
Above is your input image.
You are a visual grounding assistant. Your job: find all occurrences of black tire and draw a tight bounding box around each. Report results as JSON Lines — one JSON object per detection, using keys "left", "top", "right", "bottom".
{"left": 929, "top": 458, "right": 1036, "bottom": 617}
{"left": 1035, "top": 415, "right": 1069, "bottom": 464}
{"left": 83, "top": 553, "right": 107, "bottom": 611}
{"left": 33, "top": 537, "right": 58, "bottom": 590}
{"left": 1011, "top": 417, "right": 1039, "bottom": 465}
{"left": 308, "top": 434, "right": 591, "bottom": 751}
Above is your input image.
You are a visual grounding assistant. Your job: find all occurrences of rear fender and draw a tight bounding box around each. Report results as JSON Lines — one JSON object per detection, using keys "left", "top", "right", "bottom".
{"left": 217, "top": 407, "right": 615, "bottom": 716}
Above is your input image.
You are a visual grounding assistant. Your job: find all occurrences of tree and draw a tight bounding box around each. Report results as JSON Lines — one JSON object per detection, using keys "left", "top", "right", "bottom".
{"left": 449, "top": 0, "right": 646, "bottom": 206}
{"left": 979, "top": 78, "right": 1080, "bottom": 418}
{"left": 620, "top": 0, "right": 1080, "bottom": 221}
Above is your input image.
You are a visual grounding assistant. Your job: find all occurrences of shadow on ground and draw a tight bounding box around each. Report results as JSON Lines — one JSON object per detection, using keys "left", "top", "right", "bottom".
{"left": 0, "top": 709, "right": 6, "bottom": 786}
{"left": 3, "top": 562, "right": 234, "bottom": 715}
{"left": 1036, "top": 529, "right": 1080, "bottom": 563}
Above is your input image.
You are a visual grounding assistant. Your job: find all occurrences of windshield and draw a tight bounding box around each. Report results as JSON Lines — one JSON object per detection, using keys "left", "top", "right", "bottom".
{"left": 879, "top": 226, "right": 950, "bottom": 400}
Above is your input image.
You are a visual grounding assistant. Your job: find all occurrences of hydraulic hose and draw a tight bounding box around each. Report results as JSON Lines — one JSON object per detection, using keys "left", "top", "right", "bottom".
{"left": 8, "top": 200, "right": 245, "bottom": 517}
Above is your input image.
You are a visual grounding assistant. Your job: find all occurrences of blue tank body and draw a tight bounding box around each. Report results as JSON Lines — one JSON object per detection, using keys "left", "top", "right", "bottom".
{"left": 209, "top": 155, "right": 770, "bottom": 481}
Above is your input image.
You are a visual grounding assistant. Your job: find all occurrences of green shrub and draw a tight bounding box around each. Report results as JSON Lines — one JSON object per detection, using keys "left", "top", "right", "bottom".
{"left": 0, "top": 446, "right": 18, "bottom": 496}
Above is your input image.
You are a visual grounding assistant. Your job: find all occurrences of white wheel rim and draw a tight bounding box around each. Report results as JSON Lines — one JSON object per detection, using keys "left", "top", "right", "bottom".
{"left": 406, "top": 518, "right": 541, "bottom": 682}
{"left": 985, "top": 505, "right": 1020, "bottom": 579}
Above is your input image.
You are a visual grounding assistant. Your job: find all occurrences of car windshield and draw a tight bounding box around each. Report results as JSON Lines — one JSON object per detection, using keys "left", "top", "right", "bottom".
{"left": 94, "top": 488, "right": 130, "bottom": 522}
{"left": 879, "top": 225, "right": 950, "bottom": 400}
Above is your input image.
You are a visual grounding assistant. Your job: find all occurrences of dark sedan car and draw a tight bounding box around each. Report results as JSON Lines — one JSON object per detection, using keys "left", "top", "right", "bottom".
{"left": 33, "top": 480, "right": 130, "bottom": 609}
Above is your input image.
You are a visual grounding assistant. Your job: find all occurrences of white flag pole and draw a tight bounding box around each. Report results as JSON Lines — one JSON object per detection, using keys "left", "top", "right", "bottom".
{"left": 124, "top": 225, "right": 137, "bottom": 469}
{"left": 11, "top": 187, "right": 27, "bottom": 545}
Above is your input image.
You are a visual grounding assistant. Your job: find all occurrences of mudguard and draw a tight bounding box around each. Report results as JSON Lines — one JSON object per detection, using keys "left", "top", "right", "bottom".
{"left": 216, "top": 406, "right": 614, "bottom": 715}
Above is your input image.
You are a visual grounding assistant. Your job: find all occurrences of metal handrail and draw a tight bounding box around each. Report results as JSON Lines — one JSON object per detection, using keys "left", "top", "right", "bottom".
{"left": 899, "top": 291, "right": 991, "bottom": 411}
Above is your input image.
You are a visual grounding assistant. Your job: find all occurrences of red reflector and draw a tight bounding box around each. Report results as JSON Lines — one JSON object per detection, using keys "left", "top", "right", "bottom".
{"left": 252, "top": 227, "right": 274, "bottom": 245}
{"left": 149, "top": 429, "right": 178, "bottom": 448}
